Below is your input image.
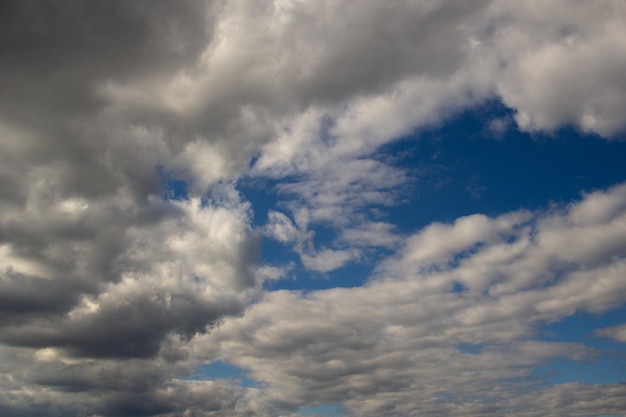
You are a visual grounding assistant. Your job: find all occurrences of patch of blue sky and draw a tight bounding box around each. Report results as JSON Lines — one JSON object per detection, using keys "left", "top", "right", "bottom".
{"left": 234, "top": 99, "right": 626, "bottom": 294}
{"left": 458, "top": 343, "right": 484, "bottom": 354}
{"left": 156, "top": 165, "right": 189, "bottom": 201}
{"left": 321, "top": 260, "right": 375, "bottom": 289}
{"left": 535, "top": 306, "right": 626, "bottom": 385}
{"left": 533, "top": 355, "right": 626, "bottom": 385}
{"left": 240, "top": 175, "right": 366, "bottom": 291}
{"left": 298, "top": 403, "right": 344, "bottom": 417}
{"left": 309, "top": 224, "right": 340, "bottom": 250}
{"left": 237, "top": 176, "right": 284, "bottom": 227}
{"left": 451, "top": 281, "right": 467, "bottom": 293}
{"left": 385, "top": 99, "right": 626, "bottom": 234}
{"left": 258, "top": 237, "right": 300, "bottom": 269}
{"left": 264, "top": 256, "right": 374, "bottom": 292}
{"left": 243, "top": 178, "right": 386, "bottom": 290}
{"left": 179, "top": 360, "right": 260, "bottom": 388}
{"left": 540, "top": 306, "right": 626, "bottom": 348}
{"left": 447, "top": 241, "right": 487, "bottom": 269}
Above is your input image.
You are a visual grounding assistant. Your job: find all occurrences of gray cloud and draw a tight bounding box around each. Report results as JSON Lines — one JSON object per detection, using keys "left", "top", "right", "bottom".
{"left": 0, "top": 0, "right": 214, "bottom": 118}
{"left": 595, "top": 323, "right": 626, "bottom": 344}
{"left": 1, "top": 0, "right": 625, "bottom": 416}
{"left": 0, "top": 196, "right": 258, "bottom": 359}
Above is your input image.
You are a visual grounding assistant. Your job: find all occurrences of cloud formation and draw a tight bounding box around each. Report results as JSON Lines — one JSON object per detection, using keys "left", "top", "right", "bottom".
{"left": 0, "top": 0, "right": 625, "bottom": 416}
{"left": 198, "top": 184, "right": 626, "bottom": 416}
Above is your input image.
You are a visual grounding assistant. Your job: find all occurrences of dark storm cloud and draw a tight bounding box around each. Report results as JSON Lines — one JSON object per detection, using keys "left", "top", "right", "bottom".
{"left": 0, "top": 0, "right": 214, "bottom": 119}
{"left": 0, "top": 195, "right": 258, "bottom": 358}
{"left": 0, "top": 272, "right": 82, "bottom": 317}
{"left": 0, "top": 349, "right": 244, "bottom": 417}
{"left": 0, "top": 0, "right": 215, "bottom": 206}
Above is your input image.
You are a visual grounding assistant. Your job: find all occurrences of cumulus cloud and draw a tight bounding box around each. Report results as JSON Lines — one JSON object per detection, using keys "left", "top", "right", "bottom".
{"left": 1, "top": 0, "right": 625, "bottom": 416}
{"left": 483, "top": 0, "right": 626, "bottom": 136}
{"left": 197, "top": 184, "right": 626, "bottom": 416}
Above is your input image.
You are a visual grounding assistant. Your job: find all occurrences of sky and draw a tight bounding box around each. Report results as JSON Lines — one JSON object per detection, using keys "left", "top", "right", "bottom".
{"left": 0, "top": 1, "right": 625, "bottom": 416}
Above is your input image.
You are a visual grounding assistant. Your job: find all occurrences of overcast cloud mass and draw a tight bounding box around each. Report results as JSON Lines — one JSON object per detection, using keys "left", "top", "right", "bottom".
{"left": 1, "top": 1, "right": 626, "bottom": 416}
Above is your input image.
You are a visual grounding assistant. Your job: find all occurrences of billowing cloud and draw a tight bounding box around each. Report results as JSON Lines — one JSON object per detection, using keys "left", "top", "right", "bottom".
{"left": 484, "top": 0, "right": 626, "bottom": 136}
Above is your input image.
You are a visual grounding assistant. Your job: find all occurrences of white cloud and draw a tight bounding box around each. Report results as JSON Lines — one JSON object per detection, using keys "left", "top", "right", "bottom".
{"left": 300, "top": 248, "right": 361, "bottom": 273}
{"left": 1, "top": 0, "right": 626, "bottom": 415}
{"left": 264, "top": 211, "right": 302, "bottom": 244}
{"left": 264, "top": 210, "right": 360, "bottom": 273}
{"left": 480, "top": 0, "right": 626, "bottom": 136}
{"left": 340, "top": 222, "right": 402, "bottom": 249}
{"left": 595, "top": 323, "right": 626, "bottom": 343}
{"left": 195, "top": 183, "right": 626, "bottom": 416}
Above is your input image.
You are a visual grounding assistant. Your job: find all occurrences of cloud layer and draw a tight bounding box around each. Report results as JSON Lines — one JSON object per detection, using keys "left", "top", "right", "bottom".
{"left": 0, "top": 0, "right": 625, "bottom": 416}
{"left": 199, "top": 183, "right": 626, "bottom": 416}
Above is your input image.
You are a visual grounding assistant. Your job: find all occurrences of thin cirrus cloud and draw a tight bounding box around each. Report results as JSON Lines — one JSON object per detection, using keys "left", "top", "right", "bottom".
{"left": 0, "top": 1, "right": 625, "bottom": 416}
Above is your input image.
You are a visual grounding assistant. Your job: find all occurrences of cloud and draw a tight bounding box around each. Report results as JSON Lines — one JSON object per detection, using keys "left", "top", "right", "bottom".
{"left": 299, "top": 248, "right": 361, "bottom": 273}
{"left": 196, "top": 183, "right": 626, "bottom": 416}
{"left": 0, "top": 196, "right": 259, "bottom": 359}
{"left": 482, "top": 0, "right": 626, "bottom": 136}
{"left": 264, "top": 210, "right": 360, "bottom": 273}
{"left": 0, "top": 0, "right": 625, "bottom": 416}
{"left": 595, "top": 323, "right": 626, "bottom": 344}
{"left": 340, "top": 222, "right": 402, "bottom": 249}
{"left": 246, "top": 0, "right": 626, "bottom": 277}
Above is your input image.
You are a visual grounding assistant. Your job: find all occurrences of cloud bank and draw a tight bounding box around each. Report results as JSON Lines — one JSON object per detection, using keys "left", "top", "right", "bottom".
{"left": 199, "top": 183, "right": 626, "bottom": 416}
{"left": 0, "top": 0, "right": 625, "bottom": 416}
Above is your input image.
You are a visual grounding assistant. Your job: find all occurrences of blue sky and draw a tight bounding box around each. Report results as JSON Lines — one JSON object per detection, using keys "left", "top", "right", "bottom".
{"left": 1, "top": 1, "right": 626, "bottom": 416}
{"left": 243, "top": 100, "right": 626, "bottom": 291}
{"left": 208, "top": 99, "right": 626, "bottom": 415}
